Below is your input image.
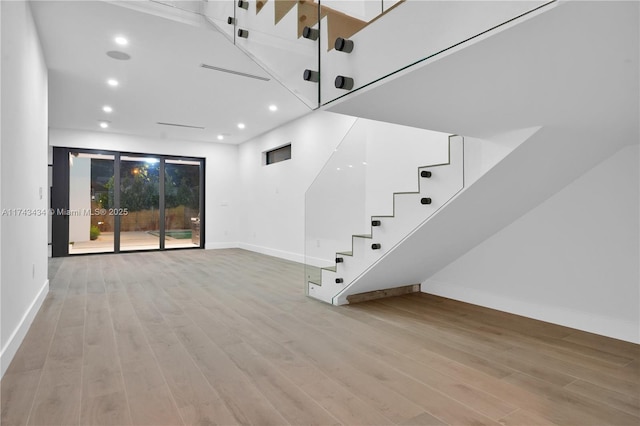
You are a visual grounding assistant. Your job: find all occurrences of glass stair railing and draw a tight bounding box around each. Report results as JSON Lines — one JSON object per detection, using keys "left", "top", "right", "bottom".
{"left": 201, "top": 0, "right": 321, "bottom": 108}
{"left": 304, "top": 118, "right": 464, "bottom": 304}
{"left": 201, "top": 0, "right": 237, "bottom": 41}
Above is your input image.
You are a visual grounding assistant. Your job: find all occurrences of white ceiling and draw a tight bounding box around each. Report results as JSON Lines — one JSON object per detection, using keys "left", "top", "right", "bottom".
{"left": 30, "top": 0, "right": 312, "bottom": 145}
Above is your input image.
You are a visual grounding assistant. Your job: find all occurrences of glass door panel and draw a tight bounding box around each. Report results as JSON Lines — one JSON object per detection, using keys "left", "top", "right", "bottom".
{"left": 68, "top": 152, "right": 115, "bottom": 254}
{"left": 164, "top": 159, "right": 201, "bottom": 249}
{"left": 119, "top": 155, "right": 160, "bottom": 251}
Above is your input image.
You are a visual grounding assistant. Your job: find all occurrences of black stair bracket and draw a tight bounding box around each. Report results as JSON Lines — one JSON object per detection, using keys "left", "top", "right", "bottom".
{"left": 335, "top": 76, "right": 354, "bottom": 90}
{"left": 335, "top": 37, "right": 354, "bottom": 53}
{"left": 335, "top": 257, "right": 344, "bottom": 263}
{"left": 227, "top": 17, "right": 236, "bottom": 25}
{"left": 336, "top": 278, "right": 344, "bottom": 284}
{"left": 421, "top": 197, "right": 432, "bottom": 205}
{"left": 371, "top": 220, "right": 381, "bottom": 227}
{"left": 302, "top": 26, "right": 319, "bottom": 41}
{"left": 421, "top": 170, "right": 432, "bottom": 178}
{"left": 237, "top": 0, "right": 249, "bottom": 10}
{"left": 303, "top": 69, "right": 320, "bottom": 82}
{"left": 371, "top": 243, "right": 381, "bottom": 250}
{"left": 238, "top": 29, "right": 249, "bottom": 38}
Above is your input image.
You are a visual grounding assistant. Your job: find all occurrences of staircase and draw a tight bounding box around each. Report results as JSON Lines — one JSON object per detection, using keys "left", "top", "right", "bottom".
{"left": 306, "top": 131, "right": 464, "bottom": 305}
{"left": 196, "top": 0, "right": 576, "bottom": 304}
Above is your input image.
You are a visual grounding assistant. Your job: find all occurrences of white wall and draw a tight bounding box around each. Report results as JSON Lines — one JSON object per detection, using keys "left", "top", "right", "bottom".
{"left": 1, "top": 1, "right": 49, "bottom": 377}
{"left": 68, "top": 156, "right": 91, "bottom": 242}
{"left": 423, "top": 144, "right": 640, "bottom": 343}
{"left": 237, "top": 111, "right": 356, "bottom": 262}
{"left": 48, "top": 129, "right": 239, "bottom": 249}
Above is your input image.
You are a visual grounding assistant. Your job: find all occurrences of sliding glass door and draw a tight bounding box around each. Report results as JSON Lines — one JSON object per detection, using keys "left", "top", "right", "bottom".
{"left": 119, "top": 155, "right": 161, "bottom": 251}
{"left": 68, "top": 152, "right": 115, "bottom": 254}
{"left": 164, "top": 159, "right": 201, "bottom": 249}
{"left": 52, "top": 147, "right": 204, "bottom": 256}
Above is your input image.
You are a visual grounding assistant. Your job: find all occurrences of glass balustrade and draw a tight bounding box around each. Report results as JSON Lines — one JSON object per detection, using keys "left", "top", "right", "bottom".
{"left": 201, "top": 0, "right": 555, "bottom": 107}
{"left": 202, "top": 0, "right": 321, "bottom": 109}
{"left": 304, "top": 117, "right": 455, "bottom": 303}
{"left": 319, "top": 0, "right": 554, "bottom": 105}
{"left": 201, "top": 0, "right": 237, "bottom": 41}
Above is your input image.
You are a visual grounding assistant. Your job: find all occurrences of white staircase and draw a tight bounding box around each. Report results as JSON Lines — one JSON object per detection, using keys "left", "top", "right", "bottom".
{"left": 308, "top": 135, "right": 464, "bottom": 304}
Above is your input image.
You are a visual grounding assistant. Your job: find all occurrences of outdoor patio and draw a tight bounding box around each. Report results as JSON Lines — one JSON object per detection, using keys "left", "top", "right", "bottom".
{"left": 69, "top": 231, "right": 197, "bottom": 254}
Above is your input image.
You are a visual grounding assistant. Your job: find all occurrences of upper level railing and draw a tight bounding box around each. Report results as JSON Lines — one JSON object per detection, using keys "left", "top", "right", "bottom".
{"left": 319, "top": 0, "right": 553, "bottom": 105}
{"left": 201, "top": 0, "right": 555, "bottom": 109}
{"left": 202, "top": 0, "right": 321, "bottom": 108}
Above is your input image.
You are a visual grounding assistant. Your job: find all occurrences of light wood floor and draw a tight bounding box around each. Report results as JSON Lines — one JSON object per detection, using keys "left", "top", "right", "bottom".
{"left": 2, "top": 249, "right": 638, "bottom": 425}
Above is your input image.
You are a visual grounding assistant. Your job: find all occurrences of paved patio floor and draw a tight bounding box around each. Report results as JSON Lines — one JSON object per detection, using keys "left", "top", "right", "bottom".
{"left": 69, "top": 231, "right": 197, "bottom": 254}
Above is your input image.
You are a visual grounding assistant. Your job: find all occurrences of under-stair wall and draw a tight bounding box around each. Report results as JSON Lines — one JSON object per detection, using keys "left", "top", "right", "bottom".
{"left": 422, "top": 144, "right": 640, "bottom": 344}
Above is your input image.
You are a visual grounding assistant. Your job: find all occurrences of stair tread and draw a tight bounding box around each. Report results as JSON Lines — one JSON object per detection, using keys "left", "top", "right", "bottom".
{"left": 419, "top": 161, "right": 449, "bottom": 169}
{"left": 321, "top": 266, "right": 337, "bottom": 272}
{"left": 336, "top": 251, "right": 353, "bottom": 256}
{"left": 353, "top": 234, "right": 372, "bottom": 238}
{"left": 308, "top": 280, "right": 322, "bottom": 286}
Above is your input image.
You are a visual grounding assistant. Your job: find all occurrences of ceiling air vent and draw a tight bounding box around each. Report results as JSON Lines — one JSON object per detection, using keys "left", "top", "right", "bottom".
{"left": 200, "top": 63, "right": 270, "bottom": 81}
{"left": 156, "top": 122, "right": 205, "bottom": 129}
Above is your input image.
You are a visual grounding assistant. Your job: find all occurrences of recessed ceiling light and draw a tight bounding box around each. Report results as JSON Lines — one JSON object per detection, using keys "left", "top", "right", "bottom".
{"left": 107, "top": 79, "right": 119, "bottom": 87}
{"left": 237, "top": 123, "right": 245, "bottom": 129}
{"left": 102, "top": 105, "right": 113, "bottom": 113}
{"left": 268, "top": 104, "right": 278, "bottom": 112}
{"left": 217, "top": 135, "right": 224, "bottom": 140}
{"left": 99, "top": 122, "right": 109, "bottom": 129}
{"left": 114, "top": 36, "right": 128, "bottom": 46}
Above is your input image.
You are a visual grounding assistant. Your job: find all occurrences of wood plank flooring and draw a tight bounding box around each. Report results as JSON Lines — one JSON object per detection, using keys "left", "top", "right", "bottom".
{"left": 2, "top": 248, "right": 638, "bottom": 425}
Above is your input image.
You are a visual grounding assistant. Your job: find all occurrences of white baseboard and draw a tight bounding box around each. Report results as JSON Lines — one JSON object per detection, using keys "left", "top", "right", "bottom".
{"left": 1, "top": 279, "right": 49, "bottom": 378}
{"left": 422, "top": 279, "right": 640, "bottom": 344}
{"left": 237, "top": 243, "right": 304, "bottom": 264}
{"left": 204, "top": 242, "right": 239, "bottom": 250}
